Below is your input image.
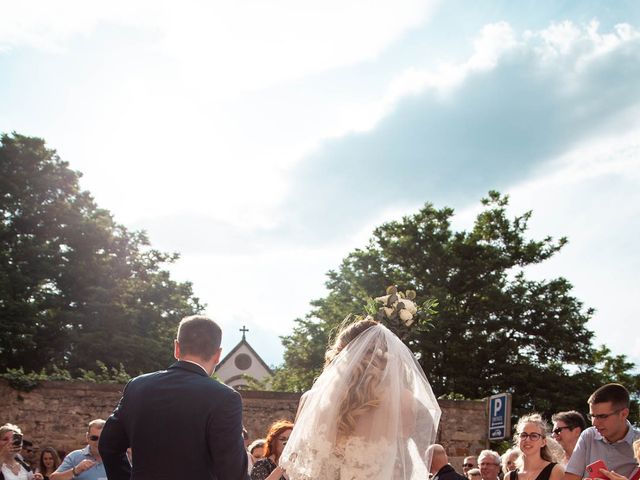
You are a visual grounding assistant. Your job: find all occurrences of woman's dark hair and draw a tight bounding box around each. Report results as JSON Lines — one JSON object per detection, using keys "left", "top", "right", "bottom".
{"left": 551, "top": 411, "right": 587, "bottom": 431}
{"left": 588, "top": 383, "right": 630, "bottom": 409}
{"left": 38, "top": 446, "right": 61, "bottom": 474}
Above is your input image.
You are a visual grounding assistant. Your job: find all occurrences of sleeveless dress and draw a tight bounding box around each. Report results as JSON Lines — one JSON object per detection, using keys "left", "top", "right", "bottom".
{"left": 510, "top": 463, "right": 557, "bottom": 480}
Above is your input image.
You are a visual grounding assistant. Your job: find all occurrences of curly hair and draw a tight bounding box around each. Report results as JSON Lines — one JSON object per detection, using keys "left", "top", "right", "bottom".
{"left": 263, "top": 419, "right": 293, "bottom": 461}
{"left": 325, "top": 317, "right": 378, "bottom": 367}
{"left": 329, "top": 318, "right": 389, "bottom": 436}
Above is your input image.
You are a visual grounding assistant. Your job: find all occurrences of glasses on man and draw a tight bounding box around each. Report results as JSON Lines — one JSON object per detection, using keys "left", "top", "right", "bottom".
{"left": 587, "top": 409, "right": 622, "bottom": 421}
{"left": 89, "top": 435, "right": 100, "bottom": 441}
{"left": 552, "top": 426, "right": 572, "bottom": 435}
{"left": 518, "top": 432, "right": 543, "bottom": 441}
{"left": 463, "top": 464, "right": 475, "bottom": 468}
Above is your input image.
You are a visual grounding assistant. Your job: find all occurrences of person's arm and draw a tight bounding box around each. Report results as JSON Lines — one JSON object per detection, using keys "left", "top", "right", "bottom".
{"left": 550, "top": 463, "right": 565, "bottom": 480}
{"left": 208, "top": 388, "right": 249, "bottom": 480}
{"left": 264, "top": 465, "right": 287, "bottom": 480}
{"left": 563, "top": 472, "right": 581, "bottom": 480}
{"left": 49, "top": 456, "right": 95, "bottom": 480}
{"left": 98, "top": 383, "right": 133, "bottom": 480}
{"left": 600, "top": 470, "right": 629, "bottom": 480}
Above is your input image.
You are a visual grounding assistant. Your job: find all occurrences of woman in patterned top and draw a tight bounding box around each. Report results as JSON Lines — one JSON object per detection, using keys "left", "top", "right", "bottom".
{"left": 250, "top": 420, "right": 293, "bottom": 480}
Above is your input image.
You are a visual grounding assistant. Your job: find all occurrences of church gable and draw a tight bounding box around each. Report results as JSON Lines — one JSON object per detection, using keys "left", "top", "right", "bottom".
{"left": 216, "top": 327, "right": 272, "bottom": 389}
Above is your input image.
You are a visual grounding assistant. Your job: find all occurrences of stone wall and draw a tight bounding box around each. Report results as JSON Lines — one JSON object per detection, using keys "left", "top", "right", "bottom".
{"left": 1, "top": 379, "right": 488, "bottom": 468}
{"left": 437, "top": 398, "right": 490, "bottom": 470}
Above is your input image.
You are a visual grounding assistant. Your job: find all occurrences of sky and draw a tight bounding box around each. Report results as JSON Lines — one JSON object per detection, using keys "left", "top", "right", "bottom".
{"left": 1, "top": 0, "right": 638, "bottom": 373}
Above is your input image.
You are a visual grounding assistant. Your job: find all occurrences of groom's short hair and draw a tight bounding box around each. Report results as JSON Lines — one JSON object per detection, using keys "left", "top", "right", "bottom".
{"left": 177, "top": 315, "right": 222, "bottom": 359}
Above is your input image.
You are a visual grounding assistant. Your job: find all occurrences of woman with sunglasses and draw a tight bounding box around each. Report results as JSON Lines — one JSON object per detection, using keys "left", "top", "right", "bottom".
{"left": 508, "top": 414, "right": 564, "bottom": 480}
{"left": 250, "top": 420, "right": 293, "bottom": 480}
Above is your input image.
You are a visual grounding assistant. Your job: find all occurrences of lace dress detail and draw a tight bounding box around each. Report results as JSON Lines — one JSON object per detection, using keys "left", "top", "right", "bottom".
{"left": 281, "top": 424, "right": 426, "bottom": 479}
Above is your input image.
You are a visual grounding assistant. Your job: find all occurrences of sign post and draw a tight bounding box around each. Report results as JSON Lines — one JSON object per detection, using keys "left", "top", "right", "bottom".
{"left": 488, "top": 393, "right": 512, "bottom": 441}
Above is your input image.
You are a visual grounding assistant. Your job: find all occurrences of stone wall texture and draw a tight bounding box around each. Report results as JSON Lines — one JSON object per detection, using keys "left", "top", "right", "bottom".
{"left": 1, "top": 379, "right": 488, "bottom": 470}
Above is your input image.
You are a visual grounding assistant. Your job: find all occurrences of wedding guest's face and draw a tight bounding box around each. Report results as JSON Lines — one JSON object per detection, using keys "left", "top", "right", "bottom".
{"left": 0, "top": 430, "right": 12, "bottom": 450}
{"left": 43, "top": 452, "right": 55, "bottom": 468}
{"left": 251, "top": 446, "right": 264, "bottom": 459}
{"left": 552, "top": 420, "right": 580, "bottom": 450}
{"left": 517, "top": 422, "right": 545, "bottom": 456}
{"left": 504, "top": 453, "right": 518, "bottom": 471}
{"left": 479, "top": 455, "right": 500, "bottom": 480}
{"left": 463, "top": 457, "right": 477, "bottom": 474}
{"left": 87, "top": 425, "right": 103, "bottom": 455}
{"left": 275, "top": 429, "right": 291, "bottom": 456}
{"left": 0, "top": 430, "right": 20, "bottom": 455}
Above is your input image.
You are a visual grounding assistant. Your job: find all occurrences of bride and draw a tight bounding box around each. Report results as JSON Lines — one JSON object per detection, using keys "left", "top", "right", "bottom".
{"left": 279, "top": 291, "right": 441, "bottom": 480}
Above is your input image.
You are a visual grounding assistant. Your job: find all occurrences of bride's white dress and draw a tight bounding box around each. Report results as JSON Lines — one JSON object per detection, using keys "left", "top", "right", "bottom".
{"left": 283, "top": 425, "right": 400, "bottom": 479}
{"left": 279, "top": 324, "right": 441, "bottom": 480}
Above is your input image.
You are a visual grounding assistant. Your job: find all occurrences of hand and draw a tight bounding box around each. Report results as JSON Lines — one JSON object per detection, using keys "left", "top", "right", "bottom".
{"left": 75, "top": 459, "right": 97, "bottom": 474}
{"left": 33, "top": 472, "right": 44, "bottom": 480}
{"left": 599, "top": 469, "right": 628, "bottom": 480}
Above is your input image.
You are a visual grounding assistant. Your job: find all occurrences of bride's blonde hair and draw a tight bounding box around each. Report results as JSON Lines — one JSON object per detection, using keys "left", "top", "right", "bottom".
{"left": 326, "top": 317, "right": 388, "bottom": 435}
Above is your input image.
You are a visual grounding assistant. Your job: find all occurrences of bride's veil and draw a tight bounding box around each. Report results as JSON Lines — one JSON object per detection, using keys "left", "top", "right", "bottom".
{"left": 280, "top": 322, "right": 441, "bottom": 480}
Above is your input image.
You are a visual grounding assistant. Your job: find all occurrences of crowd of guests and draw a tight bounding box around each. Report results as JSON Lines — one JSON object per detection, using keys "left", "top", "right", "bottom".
{"left": 429, "top": 384, "right": 639, "bottom": 480}
{"left": 1, "top": 383, "right": 639, "bottom": 480}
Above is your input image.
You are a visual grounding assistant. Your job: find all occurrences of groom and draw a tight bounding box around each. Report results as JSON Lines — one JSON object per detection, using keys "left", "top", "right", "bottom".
{"left": 99, "top": 315, "right": 249, "bottom": 480}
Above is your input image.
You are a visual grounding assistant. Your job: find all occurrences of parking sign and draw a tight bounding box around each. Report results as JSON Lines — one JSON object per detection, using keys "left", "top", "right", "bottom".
{"left": 488, "top": 393, "right": 511, "bottom": 440}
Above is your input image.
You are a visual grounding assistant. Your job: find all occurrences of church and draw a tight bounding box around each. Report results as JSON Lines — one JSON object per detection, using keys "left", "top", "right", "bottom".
{"left": 215, "top": 326, "right": 273, "bottom": 389}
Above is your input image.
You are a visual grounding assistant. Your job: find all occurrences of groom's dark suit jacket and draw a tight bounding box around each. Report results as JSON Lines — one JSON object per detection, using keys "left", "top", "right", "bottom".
{"left": 99, "top": 360, "right": 248, "bottom": 480}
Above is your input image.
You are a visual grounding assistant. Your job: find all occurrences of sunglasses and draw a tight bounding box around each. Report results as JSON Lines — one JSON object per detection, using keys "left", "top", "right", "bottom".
{"left": 552, "top": 426, "right": 572, "bottom": 435}
{"left": 463, "top": 464, "right": 475, "bottom": 468}
{"left": 89, "top": 435, "right": 100, "bottom": 441}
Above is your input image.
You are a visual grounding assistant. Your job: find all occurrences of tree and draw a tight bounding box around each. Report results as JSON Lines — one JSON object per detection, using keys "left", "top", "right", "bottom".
{"left": 0, "top": 132, "right": 204, "bottom": 375}
{"left": 275, "top": 191, "right": 640, "bottom": 421}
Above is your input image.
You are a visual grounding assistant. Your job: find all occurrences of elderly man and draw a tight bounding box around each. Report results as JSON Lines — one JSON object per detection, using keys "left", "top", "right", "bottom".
{"left": 463, "top": 456, "right": 478, "bottom": 478}
{"left": 427, "top": 444, "right": 467, "bottom": 480}
{"left": 564, "top": 383, "right": 640, "bottom": 480}
{"left": 50, "top": 419, "right": 107, "bottom": 480}
{"left": 478, "top": 450, "right": 501, "bottom": 480}
{"left": 551, "top": 410, "right": 587, "bottom": 465}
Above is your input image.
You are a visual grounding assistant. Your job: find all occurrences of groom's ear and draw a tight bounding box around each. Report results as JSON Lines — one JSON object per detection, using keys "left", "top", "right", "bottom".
{"left": 174, "top": 339, "right": 181, "bottom": 360}
{"left": 212, "top": 347, "right": 222, "bottom": 366}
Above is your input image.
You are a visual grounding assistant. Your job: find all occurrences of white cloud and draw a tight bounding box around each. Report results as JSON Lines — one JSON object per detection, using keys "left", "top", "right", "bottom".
{"left": 0, "top": 0, "right": 439, "bottom": 95}
{"left": 331, "top": 20, "right": 639, "bottom": 137}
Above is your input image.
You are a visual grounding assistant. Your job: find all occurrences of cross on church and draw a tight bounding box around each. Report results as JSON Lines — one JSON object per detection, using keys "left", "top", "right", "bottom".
{"left": 239, "top": 325, "right": 249, "bottom": 340}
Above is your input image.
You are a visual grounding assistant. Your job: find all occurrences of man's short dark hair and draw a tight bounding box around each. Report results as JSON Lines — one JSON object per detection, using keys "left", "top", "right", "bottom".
{"left": 588, "top": 383, "right": 630, "bottom": 409}
{"left": 552, "top": 411, "right": 587, "bottom": 431}
{"left": 177, "top": 315, "right": 222, "bottom": 359}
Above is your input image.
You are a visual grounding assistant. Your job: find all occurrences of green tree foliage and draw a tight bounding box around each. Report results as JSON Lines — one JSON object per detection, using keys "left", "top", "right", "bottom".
{"left": 0, "top": 133, "right": 204, "bottom": 375}
{"left": 274, "top": 191, "right": 640, "bottom": 421}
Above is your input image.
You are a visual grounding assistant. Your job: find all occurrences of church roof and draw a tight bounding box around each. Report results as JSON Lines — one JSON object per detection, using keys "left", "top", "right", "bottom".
{"left": 216, "top": 337, "right": 273, "bottom": 375}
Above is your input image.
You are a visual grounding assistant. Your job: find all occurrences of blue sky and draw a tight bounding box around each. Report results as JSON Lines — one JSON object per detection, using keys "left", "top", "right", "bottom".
{"left": 1, "top": 0, "right": 638, "bottom": 373}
